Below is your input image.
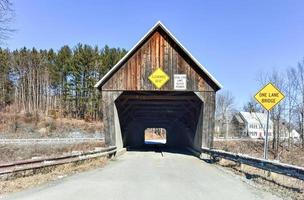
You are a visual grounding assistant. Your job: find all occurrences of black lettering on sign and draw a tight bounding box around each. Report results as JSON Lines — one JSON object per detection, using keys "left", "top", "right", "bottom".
{"left": 261, "top": 98, "right": 276, "bottom": 103}
{"left": 259, "top": 93, "right": 267, "bottom": 97}
{"left": 268, "top": 93, "right": 279, "bottom": 97}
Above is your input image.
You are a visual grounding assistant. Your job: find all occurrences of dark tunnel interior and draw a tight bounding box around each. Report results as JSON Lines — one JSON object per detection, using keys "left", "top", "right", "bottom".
{"left": 115, "top": 91, "right": 203, "bottom": 149}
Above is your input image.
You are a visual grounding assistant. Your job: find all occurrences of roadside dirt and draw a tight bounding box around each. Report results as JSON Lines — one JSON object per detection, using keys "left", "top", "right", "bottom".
{"left": 0, "top": 112, "right": 103, "bottom": 139}
{"left": 214, "top": 140, "right": 304, "bottom": 167}
{"left": 213, "top": 140, "right": 304, "bottom": 200}
{"left": 0, "top": 142, "right": 105, "bottom": 164}
{"left": 216, "top": 159, "right": 304, "bottom": 200}
{"left": 0, "top": 155, "right": 109, "bottom": 196}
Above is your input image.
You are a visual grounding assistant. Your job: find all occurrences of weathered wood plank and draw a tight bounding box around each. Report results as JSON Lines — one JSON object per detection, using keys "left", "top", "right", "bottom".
{"left": 102, "top": 30, "right": 216, "bottom": 92}
{"left": 101, "top": 26, "right": 218, "bottom": 150}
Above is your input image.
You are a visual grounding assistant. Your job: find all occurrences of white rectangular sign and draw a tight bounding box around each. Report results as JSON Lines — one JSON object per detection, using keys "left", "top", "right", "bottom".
{"left": 174, "top": 74, "right": 187, "bottom": 90}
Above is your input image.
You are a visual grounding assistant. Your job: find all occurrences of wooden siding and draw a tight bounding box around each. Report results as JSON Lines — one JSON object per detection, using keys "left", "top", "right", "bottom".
{"left": 195, "top": 91, "right": 216, "bottom": 148}
{"left": 102, "top": 30, "right": 216, "bottom": 92}
{"left": 100, "top": 26, "right": 218, "bottom": 149}
{"left": 102, "top": 91, "right": 122, "bottom": 146}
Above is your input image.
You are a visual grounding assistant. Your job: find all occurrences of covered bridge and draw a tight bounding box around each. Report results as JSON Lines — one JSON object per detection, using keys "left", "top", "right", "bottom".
{"left": 95, "top": 21, "right": 221, "bottom": 151}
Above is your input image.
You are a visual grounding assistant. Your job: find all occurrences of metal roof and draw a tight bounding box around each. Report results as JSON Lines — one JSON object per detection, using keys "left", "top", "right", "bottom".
{"left": 239, "top": 111, "right": 273, "bottom": 126}
{"left": 94, "top": 21, "right": 222, "bottom": 89}
{"left": 234, "top": 114, "right": 244, "bottom": 124}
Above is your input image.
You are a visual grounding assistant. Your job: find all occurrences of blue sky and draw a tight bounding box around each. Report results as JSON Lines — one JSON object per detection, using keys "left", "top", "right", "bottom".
{"left": 5, "top": 0, "right": 304, "bottom": 108}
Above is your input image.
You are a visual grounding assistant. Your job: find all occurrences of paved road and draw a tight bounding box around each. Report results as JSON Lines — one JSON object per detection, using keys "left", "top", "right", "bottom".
{"left": 2, "top": 148, "right": 282, "bottom": 200}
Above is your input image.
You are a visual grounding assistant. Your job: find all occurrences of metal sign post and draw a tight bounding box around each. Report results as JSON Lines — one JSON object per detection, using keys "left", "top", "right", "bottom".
{"left": 254, "top": 83, "right": 285, "bottom": 160}
{"left": 263, "top": 110, "right": 270, "bottom": 159}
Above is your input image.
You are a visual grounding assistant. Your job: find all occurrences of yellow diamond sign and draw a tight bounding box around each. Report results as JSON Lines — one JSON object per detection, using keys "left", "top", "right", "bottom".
{"left": 148, "top": 68, "right": 170, "bottom": 89}
{"left": 254, "top": 83, "right": 285, "bottom": 111}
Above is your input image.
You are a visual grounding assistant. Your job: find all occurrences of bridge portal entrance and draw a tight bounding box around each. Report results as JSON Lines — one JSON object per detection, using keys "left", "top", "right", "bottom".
{"left": 115, "top": 91, "right": 203, "bottom": 148}
{"left": 95, "top": 22, "right": 221, "bottom": 151}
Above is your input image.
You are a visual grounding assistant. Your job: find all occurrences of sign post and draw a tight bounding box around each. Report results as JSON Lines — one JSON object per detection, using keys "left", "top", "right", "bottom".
{"left": 254, "top": 83, "right": 285, "bottom": 160}
{"left": 263, "top": 111, "right": 270, "bottom": 159}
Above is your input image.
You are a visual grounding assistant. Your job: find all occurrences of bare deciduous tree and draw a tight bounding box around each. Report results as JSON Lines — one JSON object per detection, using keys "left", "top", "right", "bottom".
{"left": 285, "top": 68, "right": 298, "bottom": 147}
{"left": 269, "top": 70, "right": 285, "bottom": 157}
{"left": 243, "top": 97, "right": 263, "bottom": 113}
{"left": 0, "top": 0, "right": 14, "bottom": 43}
{"left": 216, "top": 90, "right": 235, "bottom": 138}
{"left": 291, "top": 61, "right": 304, "bottom": 147}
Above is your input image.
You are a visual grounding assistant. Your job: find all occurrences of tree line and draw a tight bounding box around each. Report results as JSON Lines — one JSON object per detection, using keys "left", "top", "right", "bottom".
{"left": 0, "top": 45, "right": 127, "bottom": 120}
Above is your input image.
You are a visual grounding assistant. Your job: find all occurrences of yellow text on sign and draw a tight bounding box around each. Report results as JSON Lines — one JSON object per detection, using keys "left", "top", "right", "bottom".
{"left": 148, "top": 68, "right": 170, "bottom": 89}
{"left": 254, "top": 83, "right": 285, "bottom": 111}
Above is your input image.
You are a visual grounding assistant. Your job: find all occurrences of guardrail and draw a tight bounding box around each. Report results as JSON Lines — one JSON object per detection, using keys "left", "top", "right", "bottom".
{"left": 201, "top": 147, "right": 304, "bottom": 181}
{"left": 0, "top": 146, "right": 116, "bottom": 176}
{"left": 0, "top": 138, "right": 104, "bottom": 144}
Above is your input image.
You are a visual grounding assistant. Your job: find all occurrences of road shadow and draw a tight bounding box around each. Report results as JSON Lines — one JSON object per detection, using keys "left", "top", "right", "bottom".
{"left": 126, "top": 145, "right": 196, "bottom": 157}
{"left": 200, "top": 158, "right": 218, "bottom": 164}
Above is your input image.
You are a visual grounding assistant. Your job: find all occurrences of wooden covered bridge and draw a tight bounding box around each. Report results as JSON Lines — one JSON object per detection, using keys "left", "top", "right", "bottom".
{"left": 95, "top": 21, "right": 222, "bottom": 150}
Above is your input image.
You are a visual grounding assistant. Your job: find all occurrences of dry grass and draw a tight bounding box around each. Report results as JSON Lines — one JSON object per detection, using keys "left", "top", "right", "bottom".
{"left": 214, "top": 140, "right": 304, "bottom": 167}
{"left": 0, "top": 111, "right": 108, "bottom": 195}
{"left": 213, "top": 140, "right": 304, "bottom": 199}
{"left": 217, "top": 159, "right": 304, "bottom": 200}
{"left": 0, "top": 156, "right": 109, "bottom": 195}
{"left": 0, "top": 142, "right": 105, "bottom": 164}
{"left": 0, "top": 112, "right": 103, "bottom": 138}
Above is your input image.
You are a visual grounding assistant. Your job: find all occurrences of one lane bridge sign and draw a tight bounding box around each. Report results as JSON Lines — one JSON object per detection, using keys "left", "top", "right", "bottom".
{"left": 254, "top": 82, "right": 285, "bottom": 160}
{"left": 254, "top": 83, "right": 285, "bottom": 111}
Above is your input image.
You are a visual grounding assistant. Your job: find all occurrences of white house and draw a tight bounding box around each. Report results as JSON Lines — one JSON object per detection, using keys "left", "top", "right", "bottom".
{"left": 230, "top": 111, "right": 301, "bottom": 140}
{"left": 231, "top": 112, "right": 273, "bottom": 139}
{"left": 280, "top": 129, "right": 300, "bottom": 140}
{"left": 290, "top": 129, "right": 300, "bottom": 139}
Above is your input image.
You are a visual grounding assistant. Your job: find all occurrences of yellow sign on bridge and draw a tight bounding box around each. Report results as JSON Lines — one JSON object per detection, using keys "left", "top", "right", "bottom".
{"left": 148, "top": 68, "right": 170, "bottom": 89}
{"left": 254, "top": 83, "right": 285, "bottom": 111}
